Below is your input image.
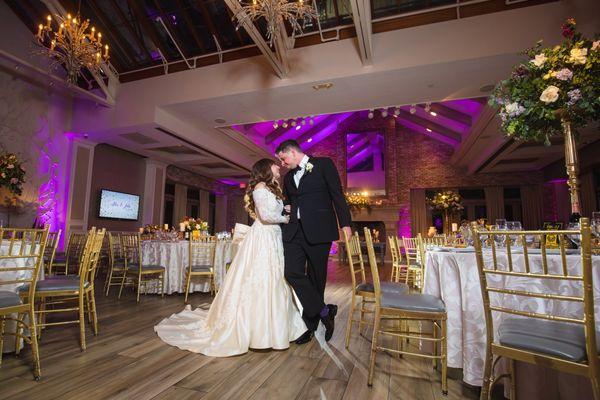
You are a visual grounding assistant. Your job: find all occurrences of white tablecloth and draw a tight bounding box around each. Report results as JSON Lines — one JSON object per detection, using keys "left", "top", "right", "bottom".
{"left": 0, "top": 241, "right": 43, "bottom": 353}
{"left": 140, "top": 240, "right": 235, "bottom": 294}
{"left": 423, "top": 248, "right": 600, "bottom": 386}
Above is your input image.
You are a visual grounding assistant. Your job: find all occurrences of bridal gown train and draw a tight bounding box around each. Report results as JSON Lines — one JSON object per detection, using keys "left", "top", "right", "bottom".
{"left": 154, "top": 187, "right": 307, "bottom": 357}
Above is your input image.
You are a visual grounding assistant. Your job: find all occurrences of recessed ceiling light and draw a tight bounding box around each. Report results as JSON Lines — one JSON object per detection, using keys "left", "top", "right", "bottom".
{"left": 215, "top": 118, "right": 226, "bottom": 124}
{"left": 430, "top": 111, "right": 437, "bottom": 116}
{"left": 426, "top": 128, "right": 432, "bottom": 132}
{"left": 307, "top": 138, "right": 313, "bottom": 142}
{"left": 295, "top": 125, "right": 301, "bottom": 131}
{"left": 312, "top": 82, "right": 333, "bottom": 90}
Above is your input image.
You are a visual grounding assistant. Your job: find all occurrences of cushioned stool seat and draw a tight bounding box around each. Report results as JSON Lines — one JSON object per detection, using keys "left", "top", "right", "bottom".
{"left": 498, "top": 317, "right": 600, "bottom": 362}
{"left": 381, "top": 292, "right": 446, "bottom": 313}
{"left": 356, "top": 281, "right": 409, "bottom": 295}
{"left": 0, "top": 291, "right": 22, "bottom": 307}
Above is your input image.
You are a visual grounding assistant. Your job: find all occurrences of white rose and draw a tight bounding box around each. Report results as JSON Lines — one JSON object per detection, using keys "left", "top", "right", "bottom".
{"left": 530, "top": 54, "right": 547, "bottom": 67}
{"left": 504, "top": 102, "right": 519, "bottom": 114}
{"left": 593, "top": 41, "right": 599, "bottom": 51}
{"left": 568, "top": 48, "right": 587, "bottom": 65}
{"left": 305, "top": 162, "right": 314, "bottom": 173}
{"left": 540, "top": 85, "right": 560, "bottom": 104}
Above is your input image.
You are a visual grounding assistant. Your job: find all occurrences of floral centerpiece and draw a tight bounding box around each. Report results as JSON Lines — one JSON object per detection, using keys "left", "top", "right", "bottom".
{"left": 180, "top": 217, "right": 210, "bottom": 239}
{"left": 428, "top": 190, "right": 463, "bottom": 234}
{"left": 489, "top": 18, "right": 599, "bottom": 214}
{"left": 345, "top": 192, "right": 371, "bottom": 212}
{"left": 0, "top": 152, "right": 26, "bottom": 196}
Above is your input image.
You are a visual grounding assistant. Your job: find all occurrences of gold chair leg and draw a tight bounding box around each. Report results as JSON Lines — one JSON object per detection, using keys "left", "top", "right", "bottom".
{"left": 78, "top": 294, "right": 86, "bottom": 351}
{"left": 508, "top": 358, "right": 516, "bottom": 400}
{"left": 396, "top": 318, "right": 401, "bottom": 358}
{"left": 117, "top": 272, "right": 127, "bottom": 299}
{"left": 184, "top": 271, "right": 191, "bottom": 303}
{"left": 136, "top": 276, "right": 141, "bottom": 302}
{"left": 89, "top": 290, "right": 99, "bottom": 335}
{"left": 480, "top": 346, "right": 493, "bottom": 399}
{"left": 28, "top": 305, "right": 41, "bottom": 380}
{"left": 0, "top": 316, "right": 5, "bottom": 365}
{"left": 367, "top": 308, "right": 381, "bottom": 386}
{"left": 359, "top": 300, "right": 366, "bottom": 335}
{"left": 104, "top": 267, "right": 113, "bottom": 296}
{"left": 14, "top": 313, "right": 23, "bottom": 356}
{"left": 432, "top": 323, "right": 438, "bottom": 370}
{"left": 161, "top": 273, "right": 165, "bottom": 298}
{"left": 440, "top": 318, "right": 448, "bottom": 396}
{"left": 345, "top": 293, "right": 356, "bottom": 349}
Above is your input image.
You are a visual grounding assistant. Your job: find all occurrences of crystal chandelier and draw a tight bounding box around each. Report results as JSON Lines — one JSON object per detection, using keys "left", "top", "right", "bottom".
{"left": 36, "top": 13, "right": 109, "bottom": 85}
{"left": 233, "top": 0, "right": 317, "bottom": 47}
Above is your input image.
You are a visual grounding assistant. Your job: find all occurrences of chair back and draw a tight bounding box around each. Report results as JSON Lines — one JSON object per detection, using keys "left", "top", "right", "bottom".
{"left": 43, "top": 230, "right": 61, "bottom": 267}
{"left": 0, "top": 227, "right": 49, "bottom": 303}
{"left": 364, "top": 227, "right": 382, "bottom": 307}
{"left": 120, "top": 232, "right": 142, "bottom": 268}
{"left": 83, "top": 228, "right": 106, "bottom": 285}
{"left": 472, "top": 218, "right": 597, "bottom": 368}
{"left": 402, "top": 236, "right": 421, "bottom": 265}
{"left": 66, "top": 232, "right": 88, "bottom": 273}
{"left": 189, "top": 237, "right": 216, "bottom": 271}
{"left": 388, "top": 236, "right": 400, "bottom": 266}
{"left": 424, "top": 235, "right": 447, "bottom": 247}
{"left": 343, "top": 229, "right": 367, "bottom": 289}
{"left": 107, "top": 232, "right": 123, "bottom": 265}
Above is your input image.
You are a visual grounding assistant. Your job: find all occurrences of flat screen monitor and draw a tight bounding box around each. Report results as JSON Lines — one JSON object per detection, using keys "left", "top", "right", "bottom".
{"left": 98, "top": 189, "right": 140, "bottom": 221}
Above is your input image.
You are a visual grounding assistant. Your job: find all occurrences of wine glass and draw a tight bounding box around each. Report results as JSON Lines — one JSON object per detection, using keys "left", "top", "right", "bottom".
{"left": 495, "top": 219, "right": 507, "bottom": 229}
{"left": 492, "top": 224, "right": 507, "bottom": 247}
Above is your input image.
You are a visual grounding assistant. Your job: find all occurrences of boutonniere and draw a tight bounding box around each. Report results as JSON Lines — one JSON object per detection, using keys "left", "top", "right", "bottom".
{"left": 305, "top": 162, "right": 314, "bottom": 173}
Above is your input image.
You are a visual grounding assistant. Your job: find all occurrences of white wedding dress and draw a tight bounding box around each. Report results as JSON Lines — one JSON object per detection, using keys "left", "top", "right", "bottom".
{"left": 154, "top": 187, "right": 307, "bottom": 357}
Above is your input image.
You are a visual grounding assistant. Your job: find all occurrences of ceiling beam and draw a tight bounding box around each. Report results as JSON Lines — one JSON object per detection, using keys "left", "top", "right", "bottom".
{"left": 152, "top": 0, "right": 190, "bottom": 58}
{"left": 223, "top": 0, "right": 288, "bottom": 78}
{"left": 127, "top": 0, "right": 172, "bottom": 62}
{"left": 348, "top": 139, "right": 370, "bottom": 158}
{"left": 297, "top": 114, "right": 341, "bottom": 144}
{"left": 174, "top": 0, "right": 206, "bottom": 52}
{"left": 396, "top": 121, "right": 459, "bottom": 146}
{"left": 107, "top": 0, "right": 154, "bottom": 62}
{"left": 265, "top": 126, "right": 290, "bottom": 145}
{"left": 397, "top": 109, "right": 462, "bottom": 143}
{"left": 349, "top": 0, "right": 373, "bottom": 65}
{"left": 421, "top": 103, "right": 472, "bottom": 126}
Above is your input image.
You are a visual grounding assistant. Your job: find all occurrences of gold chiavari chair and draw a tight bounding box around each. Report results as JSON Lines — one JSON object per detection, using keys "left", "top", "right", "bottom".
{"left": 389, "top": 236, "right": 411, "bottom": 284}
{"left": 118, "top": 233, "right": 165, "bottom": 302}
{"left": 344, "top": 230, "right": 409, "bottom": 349}
{"left": 51, "top": 231, "right": 87, "bottom": 275}
{"left": 104, "top": 232, "right": 127, "bottom": 296}
{"left": 0, "top": 227, "right": 48, "bottom": 380}
{"left": 365, "top": 228, "right": 447, "bottom": 393}
{"left": 185, "top": 238, "right": 217, "bottom": 302}
{"left": 472, "top": 218, "right": 600, "bottom": 400}
{"left": 402, "top": 235, "right": 426, "bottom": 289}
{"left": 424, "top": 234, "right": 448, "bottom": 247}
{"left": 43, "top": 230, "right": 61, "bottom": 276}
{"left": 20, "top": 228, "right": 105, "bottom": 351}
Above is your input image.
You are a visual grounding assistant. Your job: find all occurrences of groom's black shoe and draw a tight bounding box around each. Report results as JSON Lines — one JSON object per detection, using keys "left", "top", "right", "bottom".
{"left": 295, "top": 330, "right": 314, "bottom": 345}
{"left": 321, "top": 304, "right": 338, "bottom": 342}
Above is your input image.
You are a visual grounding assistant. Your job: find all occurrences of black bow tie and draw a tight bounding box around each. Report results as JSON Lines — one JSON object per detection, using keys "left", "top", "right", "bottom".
{"left": 292, "top": 166, "right": 302, "bottom": 173}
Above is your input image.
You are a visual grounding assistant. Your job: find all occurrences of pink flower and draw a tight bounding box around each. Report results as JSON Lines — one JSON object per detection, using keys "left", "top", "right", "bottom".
{"left": 552, "top": 68, "right": 573, "bottom": 81}
{"left": 10, "top": 178, "right": 18, "bottom": 184}
{"left": 7, "top": 164, "right": 14, "bottom": 169}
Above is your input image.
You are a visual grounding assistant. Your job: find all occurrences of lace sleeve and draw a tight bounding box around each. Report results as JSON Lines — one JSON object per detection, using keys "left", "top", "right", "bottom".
{"left": 252, "top": 188, "right": 287, "bottom": 224}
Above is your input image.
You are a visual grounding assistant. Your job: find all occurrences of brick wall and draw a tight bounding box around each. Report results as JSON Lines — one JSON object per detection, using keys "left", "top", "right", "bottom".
{"left": 308, "top": 117, "right": 545, "bottom": 234}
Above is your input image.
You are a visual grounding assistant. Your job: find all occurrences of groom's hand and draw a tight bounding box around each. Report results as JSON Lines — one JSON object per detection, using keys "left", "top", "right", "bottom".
{"left": 342, "top": 226, "right": 352, "bottom": 238}
{"left": 284, "top": 205, "right": 291, "bottom": 214}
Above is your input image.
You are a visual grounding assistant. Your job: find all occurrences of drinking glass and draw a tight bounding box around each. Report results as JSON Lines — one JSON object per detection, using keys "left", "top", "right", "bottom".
{"left": 592, "top": 212, "right": 600, "bottom": 238}
{"left": 566, "top": 222, "right": 581, "bottom": 248}
{"left": 492, "top": 224, "right": 507, "bottom": 247}
{"left": 495, "top": 219, "right": 507, "bottom": 229}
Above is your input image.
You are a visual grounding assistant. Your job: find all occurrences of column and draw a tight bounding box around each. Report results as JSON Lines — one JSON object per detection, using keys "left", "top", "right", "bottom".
{"left": 199, "top": 189, "right": 210, "bottom": 222}
{"left": 142, "top": 159, "right": 167, "bottom": 226}
{"left": 64, "top": 139, "right": 96, "bottom": 244}
{"left": 173, "top": 183, "right": 188, "bottom": 224}
{"left": 215, "top": 194, "right": 228, "bottom": 232}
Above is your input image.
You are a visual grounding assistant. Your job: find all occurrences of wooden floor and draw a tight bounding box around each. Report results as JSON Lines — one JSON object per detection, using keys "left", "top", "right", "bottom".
{"left": 0, "top": 259, "right": 484, "bottom": 400}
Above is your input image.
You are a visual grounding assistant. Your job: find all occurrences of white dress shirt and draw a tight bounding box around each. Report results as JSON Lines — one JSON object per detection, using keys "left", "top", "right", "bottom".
{"left": 293, "top": 155, "right": 310, "bottom": 219}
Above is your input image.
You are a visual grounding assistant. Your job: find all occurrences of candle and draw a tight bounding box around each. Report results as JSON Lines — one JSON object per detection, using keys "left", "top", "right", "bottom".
{"left": 104, "top": 44, "right": 109, "bottom": 58}
{"left": 46, "top": 15, "right": 51, "bottom": 28}
{"left": 179, "top": 222, "right": 185, "bottom": 232}
{"left": 50, "top": 39, "right": 56, "bottom": 51}
{"left": 97, "top": 32, "right": 102, "bottom": 45}
{"left": 37, "top": 24, "right": 43, "bottom": 38}
{"left": 164, "top": 224, "right": 169, "bottom": 231}
{"left": 58, "top": 23, "right": 64, "bottom": 37}
{"left": 138, "top": 228, "right": 144, "bottom": 233}
{"left": 90, "top": 26, "right": 95, "bottom": 39}
{"left": 451, "top": 223, "right": 458, "bottom": 233}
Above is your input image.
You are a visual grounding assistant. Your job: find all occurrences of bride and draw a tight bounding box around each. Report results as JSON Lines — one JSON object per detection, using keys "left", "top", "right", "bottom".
{"left": 154, "top": 158, "right": 307, "bottom": 356}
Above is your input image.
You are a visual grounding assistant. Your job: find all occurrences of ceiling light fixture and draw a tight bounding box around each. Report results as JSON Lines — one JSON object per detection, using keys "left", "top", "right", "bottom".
{"left": 301, "top": 118, "right": 306, "bottom": 126}
{"left": 295, "top": 125, "right": 301, "bottom": 131}
{"left": 312, "top": 82, "right": 334, "bottom": 90}
{"left": 430, "top": 111, "right": 437, "bottom": 117}
{"left": 381, "top": 109, "right": 388, "bottom": 118}
{"left": 426, "top": 128, "right": 432, "bottom": 132}
{"left": 291, "top": 120, "right": 297, "bottom": 127}
{"left": 309, "top": 118, "right": 314, "bottom": 125}
{"left": 273, "top": 121, "right": 279, "bottom": 129}
{"left": 424, "top": 102, "right": 431, "bottom": 113}
{"left": 410, "top": 104, "right": 417, "bottom": 114}
{"left": 307, "top": 137, "right": 313, "bottom": 142}
{"left": 394, "top": 107, "right": 400, "bottom": 116}
{"left": 282, "top": 121, "right": 288, "bottom": 128}
{"left": 368, "top": 109, "right": 374, "bottom": 119}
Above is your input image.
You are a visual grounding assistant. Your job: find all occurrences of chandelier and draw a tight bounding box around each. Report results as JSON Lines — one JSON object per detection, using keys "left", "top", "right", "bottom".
{"left": 36, "top": 13, "right": 109, "bottom": 85}
{"left": 233, "top": 0, "right": 317, "bottom": 47}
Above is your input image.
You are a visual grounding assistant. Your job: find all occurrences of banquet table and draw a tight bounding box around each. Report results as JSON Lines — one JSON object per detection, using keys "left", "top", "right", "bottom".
{"left": 423, "top": 247, "right": 599, "bottom": 396}
{"left": 0, "top": 240, "right": 43, "bottom": 353}
{"left": 140, "top": 240, "right": 236, "bottom": 294}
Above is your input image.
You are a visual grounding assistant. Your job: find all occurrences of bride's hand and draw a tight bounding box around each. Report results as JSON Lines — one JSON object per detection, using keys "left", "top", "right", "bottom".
{"left": 283, "top": 215, "right": 290, "bottom": 224}
{"left": 284, "top": 205, "right": 291, "bottom": 213}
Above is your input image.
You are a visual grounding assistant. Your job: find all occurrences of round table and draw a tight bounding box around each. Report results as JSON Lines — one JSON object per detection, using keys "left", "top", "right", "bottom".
{"left": 140, "top": 240, "right": 235, "bottom": 294}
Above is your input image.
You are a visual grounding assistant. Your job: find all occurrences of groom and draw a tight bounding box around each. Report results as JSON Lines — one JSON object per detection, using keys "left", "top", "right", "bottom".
{"left": 276, "top": 140, "right": 352, "bottom": 344}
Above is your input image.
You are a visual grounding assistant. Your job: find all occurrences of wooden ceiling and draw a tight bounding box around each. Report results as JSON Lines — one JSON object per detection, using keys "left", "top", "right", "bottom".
{"left": 6, "top": 0, "right": 556, "bottom": 83}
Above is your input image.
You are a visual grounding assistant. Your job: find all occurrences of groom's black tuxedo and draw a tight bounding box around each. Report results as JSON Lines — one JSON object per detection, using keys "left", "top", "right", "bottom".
{"left": 282, "top": 156, "right": 351, "bottom": 331}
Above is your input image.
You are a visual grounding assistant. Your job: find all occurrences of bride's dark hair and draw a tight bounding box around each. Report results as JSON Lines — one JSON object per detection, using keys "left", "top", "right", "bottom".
{"left": 244, "top": 158, "right": 285, "bottom": 219}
